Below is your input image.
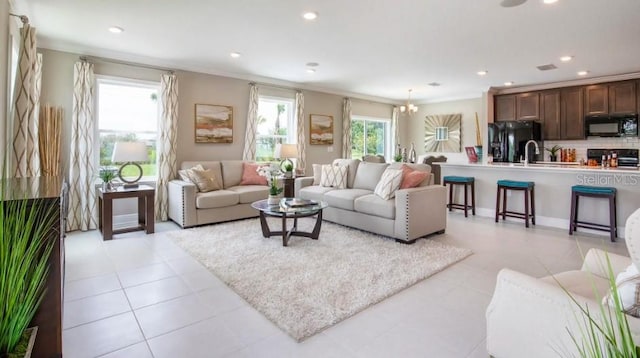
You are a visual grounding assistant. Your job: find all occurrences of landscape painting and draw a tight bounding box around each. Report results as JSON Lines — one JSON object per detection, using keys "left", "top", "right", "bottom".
{"left": 310, "top": 114, "right": 333, "bottom": 145}
{"left": 195, "top": 104, "right": 233, "bottom": 143}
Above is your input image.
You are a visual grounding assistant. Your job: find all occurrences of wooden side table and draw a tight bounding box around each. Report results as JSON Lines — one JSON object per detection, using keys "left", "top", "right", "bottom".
{"left": 283, "top": 176, "right": 295, "bottom": 198}
{"left": 97, "top": 185, "right": 155, "bottom": 240}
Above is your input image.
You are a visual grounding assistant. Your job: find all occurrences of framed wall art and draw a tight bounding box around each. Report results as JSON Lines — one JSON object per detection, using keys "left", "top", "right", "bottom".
{"left": 424, "top": 113, "right": 462, "bottom": 152}
{"left": 309, "top": 114, "right": 334, "bottom": 145}
{"left": 195, "top": 104, "right": 233, "bottom": 143}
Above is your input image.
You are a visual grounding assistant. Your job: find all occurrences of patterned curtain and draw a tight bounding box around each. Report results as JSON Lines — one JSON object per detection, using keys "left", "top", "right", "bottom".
{"left": 295, "top": 91, "right": 306, "bottom": 174}
{"left": 341, "top": 98, "right": 352, "bottom": 158}
{"left": 11, "top": 23, "right": 42, "bottom": 178}
{"left": 391, "top": 106, "right": 399, "bottom": 150}
{"left": 68, "top": 61, "right": 97, "bottom": 231}
{"left": 242, "top": 84, "right": 259, "bottom": 161}
{"left": 156, "top": 73, "right": 179, "bottom": 221}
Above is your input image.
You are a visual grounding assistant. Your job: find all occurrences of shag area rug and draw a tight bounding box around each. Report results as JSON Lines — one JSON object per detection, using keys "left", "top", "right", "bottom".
{"left": 168, "top": 218, "right": 472, "bottom": 341}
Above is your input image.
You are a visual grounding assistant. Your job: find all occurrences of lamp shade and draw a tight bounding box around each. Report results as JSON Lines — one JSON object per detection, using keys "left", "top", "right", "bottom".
{"left": 111, "top": 141, "right": 149, "bottom": 163}
{"left": 275, "top": 143, "right": 297, "bottom": 159}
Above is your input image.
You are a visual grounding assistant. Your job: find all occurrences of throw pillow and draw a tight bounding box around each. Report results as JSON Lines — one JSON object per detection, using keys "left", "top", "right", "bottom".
{"left": 400, "top": 164, "right": 429, "bottom": 189}
{"left": 374, "top": 168, "right": 404, "bottom": 200}
{"left": 188, "top": 168, "right": 221, "bottom": 193}
{"left": 312, "top": 164, "right": 323, "bottom": 185}
{"left": 178, "top": 164, "right": 204, "bottom": 183}
{"left": 603, "top": 263, "right": 640, "bottom": 317}
{"left": 240, "top": 162, "right": 268, "bottom": 185}
{"left": 320, "top": 164, "right": 347, "bottom": 189}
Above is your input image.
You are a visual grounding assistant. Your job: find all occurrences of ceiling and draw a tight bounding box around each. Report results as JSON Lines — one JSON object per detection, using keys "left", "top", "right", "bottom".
{"left": 12, "top": 0, "right": 640, "bottom": 103}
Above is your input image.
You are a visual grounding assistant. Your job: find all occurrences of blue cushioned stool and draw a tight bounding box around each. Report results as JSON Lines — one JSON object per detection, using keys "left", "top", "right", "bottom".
{"left": 569, "top": 185, "right": 617, "bottom": 242}
{"left": 495, "top": 180, "right": 535, "bottom": 228}
{"left": 443, "top": 176, "right": 475, "bottom": 217}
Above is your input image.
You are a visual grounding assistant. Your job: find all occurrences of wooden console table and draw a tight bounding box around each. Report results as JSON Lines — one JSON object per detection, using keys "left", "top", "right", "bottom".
{"left": 98, "top": 185, "right": 155, "bottom": 240}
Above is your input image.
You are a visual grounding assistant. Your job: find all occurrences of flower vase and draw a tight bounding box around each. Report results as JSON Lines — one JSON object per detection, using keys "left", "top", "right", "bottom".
{"left": 267, "top": 195, "right": 280, "bottom": 206}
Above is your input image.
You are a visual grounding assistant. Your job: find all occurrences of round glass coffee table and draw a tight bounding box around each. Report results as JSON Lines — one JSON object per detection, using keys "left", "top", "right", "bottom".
{"left": 251, "top": 198, "right": 328, "bottom": 247}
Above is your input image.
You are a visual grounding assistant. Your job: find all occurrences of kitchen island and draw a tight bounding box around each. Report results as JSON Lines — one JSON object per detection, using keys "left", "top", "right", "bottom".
{"left": 437, "top": 162, "right": 640, "bottom": 238}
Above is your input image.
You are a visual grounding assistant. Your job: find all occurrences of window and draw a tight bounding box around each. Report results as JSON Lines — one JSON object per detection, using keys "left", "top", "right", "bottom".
{"left": 351, "top": 116, "right": 391, "bottom": 161}
{"left": 256, "top": 96, "right": 296, "bottom": 161}
{"left": 96, "top": 78, "right": 159, "bottom": 178}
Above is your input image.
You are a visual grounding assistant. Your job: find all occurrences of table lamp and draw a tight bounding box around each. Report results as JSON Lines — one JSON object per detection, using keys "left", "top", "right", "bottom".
{"left": 274, "top": 143, "right": 297, "bottom": 177}
{"left": 111, "top": 141, "right": 149, "bottom": 188}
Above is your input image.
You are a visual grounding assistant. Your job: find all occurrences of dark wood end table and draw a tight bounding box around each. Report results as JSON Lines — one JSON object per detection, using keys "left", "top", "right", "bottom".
{"left": 97, "top": 184, "right": 155, "bottom": 240}
{"left": 251, "top": 198, "right": 328, "bottom": 246}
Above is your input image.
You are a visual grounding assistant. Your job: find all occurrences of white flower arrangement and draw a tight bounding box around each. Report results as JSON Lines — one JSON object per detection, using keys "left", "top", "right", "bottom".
{"left": 257, "top": 163, "right": 283, "bottom": 196}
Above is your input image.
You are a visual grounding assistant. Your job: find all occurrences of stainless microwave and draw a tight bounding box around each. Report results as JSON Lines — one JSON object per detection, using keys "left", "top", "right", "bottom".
{"left": 584, "top": 114, "right": 638, "bottom": 137}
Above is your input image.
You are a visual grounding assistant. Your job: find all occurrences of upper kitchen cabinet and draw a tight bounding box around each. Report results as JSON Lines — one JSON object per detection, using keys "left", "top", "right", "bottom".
{"left": 585, "top": 85, "right": 608, "bottom": 115}
{"left": 495, "top": 95, "right": 516, "bottom": 121}
{"left": 561, "top": 87, "right": 585, "bottom": 139}
{"left": 516, "top": 92, "right": 540, "bottom": 120}
{"left": 608, "top": 81, "right": 637, "bottom": 114}
{"left": 540, "top": 90, "right": 561, "bottom": 140}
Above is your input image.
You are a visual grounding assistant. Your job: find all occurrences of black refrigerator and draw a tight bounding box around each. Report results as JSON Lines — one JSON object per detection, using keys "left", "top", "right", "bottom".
{"left": 488, "top": 121, "right": 543, "bottom": 163}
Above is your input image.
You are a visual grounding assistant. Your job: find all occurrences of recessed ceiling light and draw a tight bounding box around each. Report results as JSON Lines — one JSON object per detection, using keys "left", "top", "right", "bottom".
{"left": 427, "top": 82, "right": 441, "bottom": 87}
{"left": 477, "top": 70, "right": 488, "bottom": 76}
{"left": 306, "top": 68, "right": 316, "bottom": 74}
{"left": 500, "top": 0, "right": 527, "bottom": 7}
{"left": 108, "top": 26, "right": 124, "bottom": 34}
{"left": 577, "top": 70, "right": 589, "bottom": 76}
{"left": 560, "top": 55, "right": 573, "bottom": 62}
{"left": 543, "top": 0, "right": 558, "bottom": 4}
{"left": 306, "top": 62, "right": 319, "bottom": 67}
{"left": 230, "top": 52, "right": 241, "bottom": 58}
{"left": 504, "top": 81, "right": 514, "bottom": 86}
{"left": 302, "top": 12, "right": 318, "bottom": 20}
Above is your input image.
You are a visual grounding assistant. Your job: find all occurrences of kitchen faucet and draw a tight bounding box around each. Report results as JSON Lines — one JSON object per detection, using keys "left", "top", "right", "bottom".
{"left": 524, "top": 140, "right": 539, "bottom": 166}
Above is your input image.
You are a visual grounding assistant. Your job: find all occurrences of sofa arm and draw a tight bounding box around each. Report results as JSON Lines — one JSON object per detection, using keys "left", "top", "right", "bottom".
{"left": 581, "top": 248, "right": 631, "bottom": 280}
{"left": 294, "top": 176, "right": 315, "bottom": 197}
{"left": 168, "top": 180, "right": 197, "bottom": 228}
{"left": 394, "top": 185, "right": 446, "bottom": 241}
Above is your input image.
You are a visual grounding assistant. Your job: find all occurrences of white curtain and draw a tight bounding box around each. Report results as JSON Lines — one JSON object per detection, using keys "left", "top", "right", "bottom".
{"left": 68, "top": 61, "right": 97, "bottom": 231}
{"left": 295, "top": 91, "right": 306, "bottom": 174}
{"left": 341, "top": 98, "right": 352, "bottom": 158}
{"left": 391, "top": 106, "right": 399, "bottom": 150}
{"left": 242, "top": 84, "right": 259, "bottom": 161}
{"left": 11, "top": 23, "right": 42, "bottom": 178}
{"left": 156, "top": 73, "right": 179, "bottom": 221}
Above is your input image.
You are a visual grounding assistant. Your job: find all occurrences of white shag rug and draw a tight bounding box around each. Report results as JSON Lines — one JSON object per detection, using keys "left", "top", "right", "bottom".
{"left": 168, "top": 218, "right": 472, "bottom": 341}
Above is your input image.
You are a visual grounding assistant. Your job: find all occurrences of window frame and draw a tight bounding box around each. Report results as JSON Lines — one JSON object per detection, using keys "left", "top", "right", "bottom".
{"left": 255, "top": 95, "right": 297, "bottom": 162}
{"left": 95, "top": 75, "right": 161, "bottom": 181}
{"left": 351, "top": 115, "right": 392, "bottom": 161}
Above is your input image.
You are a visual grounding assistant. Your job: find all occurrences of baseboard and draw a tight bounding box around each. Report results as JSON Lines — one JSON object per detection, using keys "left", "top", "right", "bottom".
{"left": 474, "top": 207, "right": 626, "bottom": 239}
{"left": 113, "top": 214, "right": 139, "bottom": 230}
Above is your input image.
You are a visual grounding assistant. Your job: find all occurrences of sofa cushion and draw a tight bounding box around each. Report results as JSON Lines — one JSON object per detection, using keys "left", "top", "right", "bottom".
{"left": 195, "top": 190, "right": 239, "bottom": 209}
{"left": 389, "top": 162, "right": 431, "bottom": 187}
{"left": 221, "top": 160, "right": 246, "bottom": 188}
{"left": 312, "top": 164, "right": 323, "bottom": 185}
{"left": 188, "top": 168, "right": 222, "bottom": 192}
{"left": 332, "top": 159, "right": 360, "bottom": 188}
{"left": 354, "top": 194, "right": 395, "bottom": 219}
{"left": 178, "top": 164, "right": 204, "bottom": 183}
{"left": 324, "top": 189, "right": 372, "bottom": 211}
{"left": 180, "top": 162, "right": 223, "bottom": 188}
{"left": 320, "top": 165, "right": 348, "bottom": 189}
{"left": 239, "top": 162, "right": 268, "bottom": 185}
{"left": 299, "top": 185, "right": 335, "bottom": 202}
{"left": 374, "top": 168, "right": 403, "bottom": 200}
{"left": 541, "top": 270, "right": 610, "bottom": 301}
{"left": 603, "top": 264, "right": 640, "bottom": 317}
{"left": 353, "top": 162, "right": 389, "bottom": 191}
{"left": 400, "top": 164, "right": 429, "bottom": 189}
{"left": 227, "top": 185, "right": 269, "bottom": 204}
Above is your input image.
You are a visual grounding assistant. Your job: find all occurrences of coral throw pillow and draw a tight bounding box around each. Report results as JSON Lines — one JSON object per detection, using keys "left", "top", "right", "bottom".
{"left": 240, "top": 162, "right": 268, "bottom": 185}
{"left": 400, "top": 164, "right": 428, "bottom": 189}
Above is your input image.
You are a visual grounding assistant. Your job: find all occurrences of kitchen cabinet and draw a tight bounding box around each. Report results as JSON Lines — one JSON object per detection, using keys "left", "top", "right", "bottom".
{"left": 608, "top": 81, "right": 636, "bottom": 114}
{"left": 495, "top": 95, "right": 516, "bottom": 121}
{"left": 540, "top": 90, "right": 561, "bottom": 140}
{"left": 585, "top": 85, "right": 608, "bottom": 115}
{"left": 561, "top": 87, "right": 585, "bottom": 139}
{"left": 516, "top": 92, "right": 540, "bottom": 120}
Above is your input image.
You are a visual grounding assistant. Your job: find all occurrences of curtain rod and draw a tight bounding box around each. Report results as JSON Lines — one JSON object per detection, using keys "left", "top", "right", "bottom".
{"left": 9, "top": 13, "right": 29, "bottom": 24}
{"left": 79, "top": 55, "right": 175, "bottom": 74}
{"left": 250, "top": 81, "right": 301, "bottom": 93}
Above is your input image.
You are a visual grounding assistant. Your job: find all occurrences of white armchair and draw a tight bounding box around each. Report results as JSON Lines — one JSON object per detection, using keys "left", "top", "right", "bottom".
{"left": 486, "top": 208, "right": 640, "bottom": 358}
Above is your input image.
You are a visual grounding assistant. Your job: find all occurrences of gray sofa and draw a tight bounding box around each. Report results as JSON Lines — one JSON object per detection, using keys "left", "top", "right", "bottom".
{"left": 295, "top": 159, "right": 447, "bottom": 243}
{"left": 168, "top": 160, "right": 269, "bottom": 228}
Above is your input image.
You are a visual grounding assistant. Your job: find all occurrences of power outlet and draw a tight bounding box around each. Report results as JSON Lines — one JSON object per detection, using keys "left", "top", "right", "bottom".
{"left": 327, "top": 146, "right": 333, "bottom": 153}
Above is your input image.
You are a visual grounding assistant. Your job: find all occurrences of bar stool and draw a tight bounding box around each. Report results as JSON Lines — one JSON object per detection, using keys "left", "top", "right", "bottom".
{"left": 443, "top": 176, "right": 475, "bottom": 217}
{"left": 495, "top": 180, "right": 536, "bottom": 228}
{"left": 569, "top": 185, "right": 617, "bottom": 242}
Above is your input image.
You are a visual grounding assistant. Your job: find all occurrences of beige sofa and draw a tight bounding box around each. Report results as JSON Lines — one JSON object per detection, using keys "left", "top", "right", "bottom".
{"left": 168, "top": 160, "right": 269, "bottom": 228}
{"left": 486, "top": 208, "right": 640, "bottom": 358}
{"left": 295, "top": 159, "right": 447, "bottom": 244}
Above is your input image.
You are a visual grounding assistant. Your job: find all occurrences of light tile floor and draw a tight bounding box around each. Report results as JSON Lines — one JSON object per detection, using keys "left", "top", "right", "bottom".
{"left": 62, "top": 213, "right": 629, "bottom": 357}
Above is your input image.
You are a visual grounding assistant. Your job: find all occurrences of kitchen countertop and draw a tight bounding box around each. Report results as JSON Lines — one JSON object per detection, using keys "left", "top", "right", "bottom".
{"left": 435, "top": 162, "right": 640, "bottom": 174}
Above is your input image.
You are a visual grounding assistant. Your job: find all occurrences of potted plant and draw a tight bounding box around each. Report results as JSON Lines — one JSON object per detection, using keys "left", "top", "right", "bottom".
{"left": 0, "top": 182, "right": 57, "bottom": 357}
{"left": 283, "top": 163, "right": 294, "bottom": 179}
{"left": 98, "top": 167, "right": 116, "bottom": 191}
{"left": 546, "top": 145, "right": 562, "bottom": 162}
